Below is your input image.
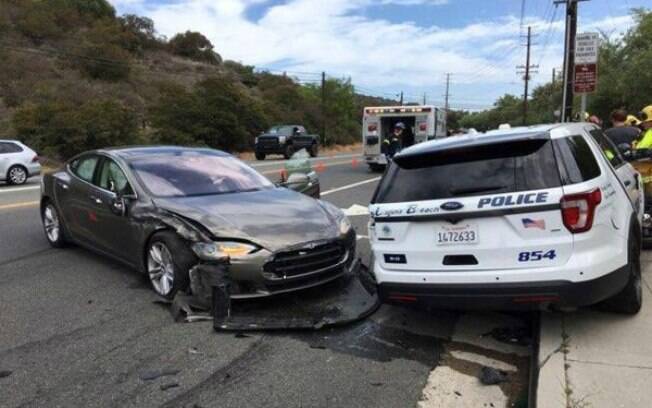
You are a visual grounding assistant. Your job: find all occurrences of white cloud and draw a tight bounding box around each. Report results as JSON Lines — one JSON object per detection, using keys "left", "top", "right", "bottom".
{"left": 109, "top": 0, "right": 636, "bottom": 107}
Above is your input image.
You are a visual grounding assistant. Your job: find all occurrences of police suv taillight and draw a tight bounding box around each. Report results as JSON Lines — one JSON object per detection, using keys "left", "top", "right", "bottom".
{"left": 560, "top": 189, "right": 602, "bottom": 233}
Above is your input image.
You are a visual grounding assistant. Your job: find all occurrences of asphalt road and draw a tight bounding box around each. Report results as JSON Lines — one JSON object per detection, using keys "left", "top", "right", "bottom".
{"left": 0, "top": 153, "right": 532, "bottom": 408}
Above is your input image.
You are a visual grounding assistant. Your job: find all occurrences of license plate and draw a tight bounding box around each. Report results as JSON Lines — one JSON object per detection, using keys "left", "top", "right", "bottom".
{"left": 436, "top": 223, "right": 478, "bottom": 245}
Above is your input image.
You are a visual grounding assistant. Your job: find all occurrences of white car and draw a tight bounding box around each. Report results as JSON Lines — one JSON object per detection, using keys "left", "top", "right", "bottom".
{"left": 368, "top": 123, "right": 643, "bottom": 314}
{"left": 0, "top": 140, "right": 41, "bottom": 185}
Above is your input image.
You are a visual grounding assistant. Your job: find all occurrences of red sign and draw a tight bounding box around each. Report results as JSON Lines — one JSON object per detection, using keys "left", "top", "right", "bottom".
{"left": 574, "top": 63, "right": 597, "bottom": 93}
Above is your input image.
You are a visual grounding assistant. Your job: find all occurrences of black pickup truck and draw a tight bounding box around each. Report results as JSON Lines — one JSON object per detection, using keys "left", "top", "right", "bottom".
{"left": 255, "top": 125, "right": 320, "bottom": 160}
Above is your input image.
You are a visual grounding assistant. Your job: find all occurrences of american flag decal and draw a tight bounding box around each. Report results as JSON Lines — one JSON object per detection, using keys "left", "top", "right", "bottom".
{"left": 522, "top": 218, "right": 545, "bottom": 230}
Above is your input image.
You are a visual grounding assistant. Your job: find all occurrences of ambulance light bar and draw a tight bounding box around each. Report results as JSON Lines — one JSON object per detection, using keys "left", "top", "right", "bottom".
{"left": 365, "top": 107, "right": 432, "bottom": 114}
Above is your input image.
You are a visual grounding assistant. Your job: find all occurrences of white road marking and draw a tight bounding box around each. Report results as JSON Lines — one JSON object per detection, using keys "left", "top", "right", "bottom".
{"left": 321, "top": 177, "right": 381, "bottom": 196}
{"left": 259, "top": 159, "right": 357, "bottom": 175}
{"left": 248, "top": 153, "right": 361, "bottom": 168}
{"left": 356, "top": 235, "right": 369, "bottom": 240}
{"left": 0, "top": 185, "right": 40, "bottom": 194}
{"left": 343, "top": 204, "right": 369, "bottom": 216}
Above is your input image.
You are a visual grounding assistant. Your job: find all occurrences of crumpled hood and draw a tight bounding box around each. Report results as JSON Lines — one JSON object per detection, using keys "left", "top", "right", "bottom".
{"left": 153, "top": 188, "right": 340, "bottom": 252}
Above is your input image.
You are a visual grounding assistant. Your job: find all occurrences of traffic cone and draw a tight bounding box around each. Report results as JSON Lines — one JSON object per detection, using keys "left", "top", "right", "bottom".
{"left": 315, "top": 162, "right": 326, "bottom": 173}
{"left": 351, "top": 158, "right": 358, "bottom": 168}
{"left": 280, "top": 169, "right": 287, "bottom": 181}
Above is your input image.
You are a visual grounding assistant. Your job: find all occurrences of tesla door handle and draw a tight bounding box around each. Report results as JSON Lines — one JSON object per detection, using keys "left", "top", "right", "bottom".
{"left": 625, "top": 180, "right": 632, "bottom": 186}
{"left": 57, "top": 182, "right": 69, "bottom": 190}
{"left": 90, "top": 196, "right": 102, "bottom": 205}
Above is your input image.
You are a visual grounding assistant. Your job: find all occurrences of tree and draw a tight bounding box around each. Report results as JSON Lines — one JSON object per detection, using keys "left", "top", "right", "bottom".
{"left": 118, "top": 14, "right": 162, "bottom": 54}
{"left": 13, "top": 98, "right": 139, "bottom": 159}
{"left": 149, "top": 76, "right": 267, "bottom": 151}
{"left": 168, "top": 31, "right": 222, "bottom": 65}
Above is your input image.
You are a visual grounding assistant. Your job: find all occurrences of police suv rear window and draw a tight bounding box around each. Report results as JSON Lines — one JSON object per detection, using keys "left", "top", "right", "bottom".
{"left": 552, "top": 135, "right": 601, "bottom": 185}
{"left": 373, "top": 138, "right": 562, "bottom": 204}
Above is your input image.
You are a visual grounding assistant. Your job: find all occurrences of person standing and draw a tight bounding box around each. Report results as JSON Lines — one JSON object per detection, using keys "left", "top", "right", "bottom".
{"left": 635, "top": 106, "right": 652, "bottom": 149}
{"left": 605, "top": 109, "right": 640, "bottom": 148}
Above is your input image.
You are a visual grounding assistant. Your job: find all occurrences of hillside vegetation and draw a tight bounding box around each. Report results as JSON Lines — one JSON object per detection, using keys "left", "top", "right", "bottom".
{"left": 0, "top": 0, "right": 391, "bottom": 159}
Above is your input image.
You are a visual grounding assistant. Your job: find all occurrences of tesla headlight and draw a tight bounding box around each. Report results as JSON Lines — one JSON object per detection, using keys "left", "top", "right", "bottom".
{"left": 278, "top": 136, "right": 286, "bottom": 144}
{"left": 192, "top": 241, "right": 257, "bottom": 260}
{"left": 339, "top": 216, "right": 352, "bottom": 235}
{"left": 255, "top": 137, "right": 259, "bottom": 144}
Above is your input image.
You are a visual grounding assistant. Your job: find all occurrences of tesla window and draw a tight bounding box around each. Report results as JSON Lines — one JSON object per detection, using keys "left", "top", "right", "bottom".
{"left": 129, "top": 151, "right": 273, "bottom": 197}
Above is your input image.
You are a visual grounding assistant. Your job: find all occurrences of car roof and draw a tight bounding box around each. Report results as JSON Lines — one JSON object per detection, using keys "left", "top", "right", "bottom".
{"left": 0, "top": 139, "right": 21, "bottom": 144}
{"left": 98, "top": 145, "right": 230, "bottom": 160}
{"left": 395, "top": 123, "right": 589, "bottom": 162}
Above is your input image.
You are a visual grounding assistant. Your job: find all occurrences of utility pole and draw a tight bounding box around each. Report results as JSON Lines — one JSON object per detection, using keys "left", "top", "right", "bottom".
{"left": 399, "top": 91, "right": 404, "bottom": 106}
{"left": 556, "top": 0, "right": 588, "bottom": 122}
{"left": 516, "top": 26, "right": 538, "bottom": 125}
{"left": 321, "top": 71, "right": 326, "bottom": 144}
{"left": 423, "top": 93, "right": 427, "bottom": 105}
{"left": 443, "top": 73, "right": 452, "bottom": 113}
{"left": 552, "top": 68, "right": 556, "bottom": 85}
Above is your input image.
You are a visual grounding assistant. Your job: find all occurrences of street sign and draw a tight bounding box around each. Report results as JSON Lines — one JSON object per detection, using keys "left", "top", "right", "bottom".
{"left": 574, "top": 32, "right": 599, "bottom": 94}
{"left": 575, "top": 32, "right": 599, "bottom": 64}
{"left": 574, "top": 64, "right": 597, "bottom": 93}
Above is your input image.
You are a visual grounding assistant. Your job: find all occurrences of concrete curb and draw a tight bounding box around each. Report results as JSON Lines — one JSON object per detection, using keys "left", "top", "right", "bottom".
{"left": 535, "top": 312, "right": 567, "bottom": 408}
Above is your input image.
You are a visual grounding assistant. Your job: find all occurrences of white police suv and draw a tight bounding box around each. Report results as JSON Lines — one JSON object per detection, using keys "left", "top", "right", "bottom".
{"left": 369, "top": 123, "right": 644, "bottom": 313}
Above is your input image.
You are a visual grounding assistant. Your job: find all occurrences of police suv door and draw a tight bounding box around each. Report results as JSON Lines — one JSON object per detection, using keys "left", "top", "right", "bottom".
{"left": 587, "top": 126, "right": 643, "bottom": 220}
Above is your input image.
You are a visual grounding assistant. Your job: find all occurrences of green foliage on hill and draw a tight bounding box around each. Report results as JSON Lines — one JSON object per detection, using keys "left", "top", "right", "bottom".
{"left": 0, "top": 0, "right": 392, "bottom": 159}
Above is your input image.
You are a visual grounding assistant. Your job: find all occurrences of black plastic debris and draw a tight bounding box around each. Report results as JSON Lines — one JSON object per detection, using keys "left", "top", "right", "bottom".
{"left": 213, "top": 261, "right": 380, "bottom": 331}
{"left": 482, "top": 326, "right": 531, "bottom": 347}
{"left": 160, "top": 382, "right": 180, "bottom": 391}
{"left": 139, "top": 369, "right": 181, "bottom": 381}
{"left": 479, "top": 366, "right": 509, "bottom": 385}
{"left": 0, "top": 370, "right": 12, "bottom": 378}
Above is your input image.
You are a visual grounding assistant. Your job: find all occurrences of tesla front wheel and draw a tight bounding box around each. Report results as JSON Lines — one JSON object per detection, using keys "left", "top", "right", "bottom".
{"left": 146, "top": 231, "right": 194, "bottom": 300}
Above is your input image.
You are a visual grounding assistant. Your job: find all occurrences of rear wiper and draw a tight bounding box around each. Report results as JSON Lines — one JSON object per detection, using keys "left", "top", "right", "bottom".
{"left": 449, "top": 185, "right": 507, "bottom": 196}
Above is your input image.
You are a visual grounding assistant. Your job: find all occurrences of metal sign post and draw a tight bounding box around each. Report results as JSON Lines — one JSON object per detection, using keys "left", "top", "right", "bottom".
{"left": 574, "top": 32, "right": 599, "bottom": 121}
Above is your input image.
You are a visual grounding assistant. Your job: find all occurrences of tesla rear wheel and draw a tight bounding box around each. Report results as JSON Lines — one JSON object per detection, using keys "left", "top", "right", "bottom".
{"left": 146, "top": 231, "right": 194, "bottom": 299}
{"left": 7, "top": 165, "right": 27, "bottom": 185}
{"left": 255, "top": 152, "right": 266, "bottom": 160}
{"left": 602, "top": 232, "right": 642, "bottom": 315}
{"left": 42, "top": 203, "right": 66, "bottom": 248}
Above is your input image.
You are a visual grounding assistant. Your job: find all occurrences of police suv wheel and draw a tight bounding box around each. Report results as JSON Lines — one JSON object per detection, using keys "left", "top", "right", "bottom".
{"left": 255, "top": 152, "right": 266, "bottom": 161}
{"left": 309, "top": 143, "right": 318, "bottom": 158}
{"left": 602, "top": 231, "right": 642, "bottom": 315}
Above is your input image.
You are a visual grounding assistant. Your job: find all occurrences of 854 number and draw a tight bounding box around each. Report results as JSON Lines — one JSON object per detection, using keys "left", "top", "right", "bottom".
{"left": 518, "top": 250, "right": 557, "bottom": 262}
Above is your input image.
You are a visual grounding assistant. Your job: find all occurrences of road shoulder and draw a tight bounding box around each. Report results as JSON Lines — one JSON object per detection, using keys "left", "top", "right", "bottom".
{"left": 537, "top": 260, "right": 652, "bottom": 408}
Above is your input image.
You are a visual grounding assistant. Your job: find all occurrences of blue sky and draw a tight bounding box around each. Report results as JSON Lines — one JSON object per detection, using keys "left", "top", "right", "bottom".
{"left": 111, "top": 0, "right": 649, "bottom": 110}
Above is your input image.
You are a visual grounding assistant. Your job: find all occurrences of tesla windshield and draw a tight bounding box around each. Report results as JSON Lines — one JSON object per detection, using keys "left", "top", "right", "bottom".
{"left": 129, "top": 152, "right": 274, "bottom": 197}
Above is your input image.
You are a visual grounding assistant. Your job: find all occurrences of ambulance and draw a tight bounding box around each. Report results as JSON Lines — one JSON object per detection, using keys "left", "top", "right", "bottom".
{"left": 362, "top": 105, "right": 446, "bottom": 171}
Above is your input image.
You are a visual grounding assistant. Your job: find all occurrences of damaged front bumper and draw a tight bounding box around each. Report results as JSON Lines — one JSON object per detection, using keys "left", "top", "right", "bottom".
{"left": 214, "top": 259, "right": 380, "bottom": 331}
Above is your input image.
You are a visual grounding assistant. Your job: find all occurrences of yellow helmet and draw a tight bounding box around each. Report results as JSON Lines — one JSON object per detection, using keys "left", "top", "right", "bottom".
{"left": 641, "top": 105, "right": 652, "bottom": 122}
{"left": 627, "top": 115, "right": 641, "bottom": 126}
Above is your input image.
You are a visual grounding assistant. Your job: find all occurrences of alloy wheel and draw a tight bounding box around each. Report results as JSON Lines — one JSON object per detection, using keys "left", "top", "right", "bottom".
{"left": 147, "top": 242, "right": 175, "bottom": 297}
{"left": 9, "top": 167, "right": 27, "bottom": 185}
{"left": 43, "top": 205, "right": 60, "bottom": 243}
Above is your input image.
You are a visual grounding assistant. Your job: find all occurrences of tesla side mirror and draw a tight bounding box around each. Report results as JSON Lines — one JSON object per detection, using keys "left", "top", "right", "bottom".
{"left": 617, "top": 143, "right": 634, "bottom": 161}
